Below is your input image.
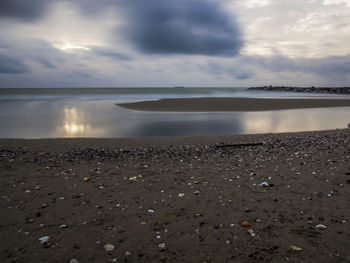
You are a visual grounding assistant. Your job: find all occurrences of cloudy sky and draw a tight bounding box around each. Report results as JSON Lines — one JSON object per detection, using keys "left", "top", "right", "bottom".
{"left": 0, "top": 0, "right": 350, "bottom": 87}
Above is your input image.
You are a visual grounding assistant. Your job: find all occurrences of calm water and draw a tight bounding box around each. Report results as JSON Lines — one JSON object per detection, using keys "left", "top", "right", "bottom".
{"left": 0, "top": 88, "right": 349, "bottom": 138}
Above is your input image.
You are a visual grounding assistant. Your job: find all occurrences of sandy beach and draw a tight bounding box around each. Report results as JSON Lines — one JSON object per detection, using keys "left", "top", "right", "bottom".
{"left": 117, "top": 97, "right": 350, "bottom": 112}
{"left": 1, "top": 129, "right": 350, "bottom": 262}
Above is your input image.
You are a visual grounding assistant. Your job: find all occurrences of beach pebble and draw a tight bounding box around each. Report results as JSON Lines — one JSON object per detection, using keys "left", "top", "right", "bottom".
{"left": 147, "top": 209, "right": 155, "bottom": 214}
{"left": 241, "top": 221, "right": 251, "bottom": 227}
{"left": 83, "top": 177, "right": 90, "bottom": 182}
{"left": 178, "top": 193, "right": 185, "bottom": 198}
{"left": 59, "top": 224, "right": 68, "bottom": 229}
{"left": 125, "top": 251, "right": 131, "bottom": 256}
{"left": 69, "top": 259, "right": 79, "bottom": 263}
{"left": 247, "top": 229, "right": 256, "bottom": 237}
{"left": 158, "top": 243, "right": 166, "bottom": 249}
{"left": 104, "top": 244, "right": 115, "bottom": 252}
{"left": 194, "top": 191, "right": 200, "bottom": 195}
{"left": 38, "top": 236, "right": 49, "bottom": 244}
{"left": 315, "top": 224, "right": 327, "bottom": 230}
{"left": 260, "top": 182, "right": 269, "bottom": 187}
{"left": 290, "top": 245, "right": 302, "bottom": 251}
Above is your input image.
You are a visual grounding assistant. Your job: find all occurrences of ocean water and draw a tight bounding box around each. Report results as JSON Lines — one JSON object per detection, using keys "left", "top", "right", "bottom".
{"left": 0, "top": 87, "right": 349, "bottom": 138}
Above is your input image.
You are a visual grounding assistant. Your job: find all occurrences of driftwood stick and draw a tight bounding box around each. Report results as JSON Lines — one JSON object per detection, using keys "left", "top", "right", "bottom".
{"left": 215, "top": 142, "right": 264, "bottom": 148}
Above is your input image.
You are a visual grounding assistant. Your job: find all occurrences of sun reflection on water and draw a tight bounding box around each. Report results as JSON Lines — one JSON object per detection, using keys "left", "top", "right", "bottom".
{"left": 62, "top": 107, "right": 88, "bottom": 137}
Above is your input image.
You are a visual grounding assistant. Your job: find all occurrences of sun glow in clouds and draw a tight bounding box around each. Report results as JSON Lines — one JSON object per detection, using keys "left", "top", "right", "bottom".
{"left": 59, "top": 45, "right": 90, "bottom": 51}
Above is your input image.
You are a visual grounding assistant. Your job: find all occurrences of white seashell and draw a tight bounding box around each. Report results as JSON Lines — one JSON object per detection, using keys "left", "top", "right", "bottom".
{"left": 260, "top": 182, "right": 269, "bottom": 187}
{"left": 315, "top": 224, "right": 327, "bottom": 230}
{"left": 104, "top": 244, "right": 115, "bottom": 252}
{"left": 38, "top": 236, "right": 49, "bottom": 244}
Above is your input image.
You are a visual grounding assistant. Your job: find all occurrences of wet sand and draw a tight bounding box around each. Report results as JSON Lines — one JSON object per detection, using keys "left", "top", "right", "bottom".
{"left": 0, "top": 129, "right": 350, "bottom": 262}
{"left": 117, "top": 97, "right": 350, "bottom": 112}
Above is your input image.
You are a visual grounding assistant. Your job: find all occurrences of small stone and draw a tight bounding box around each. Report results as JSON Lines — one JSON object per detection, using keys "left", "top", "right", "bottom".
{"left": 59, "top": 224, "right": 68, "bottom": 228}
{"left": 69, "top": 259, "right": 79, "bottom": 263}
{"left": 315, "top": 224, "right": 327, "bottom": 230}
{"left": 83, "top": 177, "right": 90, "bottom": 182}
{"left": 241, "top": 221, "right": 251, "bottom": 227}
{"left": 247, "top": 229, "right": 256, "bottom": 237}
{"left": 147, "top": 209, "right": 155, "bottom": 214}
{"left": 158, "top": 243, "right": 166, "bottom": 249}
{"left": 178, "top": 193, "right": 185, "bottom": 198}
{"left": 38, "top": 236, "right": 49, "bottom": 244}
{"left": 194, "top": 191, "right": 200, "bottom": 195}
{"left": 104, "top": 244, "right": 115, "bottom": 252}
{"left": 290, "top": 245, "right": 302, "bottom": 251}
{"left": 260, "top": 182, "right": 269, "bottom": 187}
{"left": 125, "top": 251, "right": 131, "bottom": 256}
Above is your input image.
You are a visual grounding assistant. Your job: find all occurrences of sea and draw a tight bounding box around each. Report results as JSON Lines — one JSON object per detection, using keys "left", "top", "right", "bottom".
{"left": 0, "top": 87, "right": 349, "bottom": 138}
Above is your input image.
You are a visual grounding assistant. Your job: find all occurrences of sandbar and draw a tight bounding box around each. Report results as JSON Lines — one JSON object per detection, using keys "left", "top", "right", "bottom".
{"left": 117, "top": 97, "right": 350, "bottom": 111}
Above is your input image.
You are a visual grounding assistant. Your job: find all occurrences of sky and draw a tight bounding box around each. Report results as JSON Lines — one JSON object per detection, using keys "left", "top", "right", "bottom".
{"left": 0, "top": 0, "right": 350, "bottom": 87}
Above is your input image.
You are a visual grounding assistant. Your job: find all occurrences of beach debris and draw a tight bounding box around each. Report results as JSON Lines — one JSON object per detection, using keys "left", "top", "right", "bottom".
{"left": 69, "top": 259, "right": 79, "bottom": 263}
{"left": 125, "top": 251, "right": 131, "bottom": 256}
{"left": 83, "top": 177, "right": 90, "bottom": 182}
{"left": 59, "top": 224, "right": 68, "bottom": 229}
{"left": 260, "top": 182, "right": 269, "bottom": 187}
{"left": 129, "top": 176, "right": 137, "bottom": 181}
{"left": 194, "top": 191, "right": 200, "bottom": 195}
{"left": 315, "top": 224, "right": 327, "bottom": 230}
{"left": 178, "top": 193, "right": 185, "bottom": 198}
{"left": 104, "top": 244, "right": 115, "bottom": 252}
{"left": 38, "top": 236, "right": 49, "bottom": 244}
{"left": 247, "top": 229, "right": 256, "bottom": 237}
{"left": 241, "top": 221, "right": 251, "bottom": 227}
{"left": 147, "top": 209, "right": 155, "bottom": 214}
{"left": 290, "top": 245, "right": 302, "bottom": 251}
{"left": 158, "top": 243, "right": 166, "bottom": 249}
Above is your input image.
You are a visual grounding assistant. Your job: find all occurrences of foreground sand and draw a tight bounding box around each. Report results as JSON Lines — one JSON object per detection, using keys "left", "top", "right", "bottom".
{"left": 117, "top": 97, "right": 350, "bottom": 111}
{"left": 1, "top": 129, "right": 350, "bottom": 262}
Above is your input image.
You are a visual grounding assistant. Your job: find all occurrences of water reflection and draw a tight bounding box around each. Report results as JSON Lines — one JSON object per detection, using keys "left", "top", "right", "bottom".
{"left": 241, "top": 108, "right": 350, "bottom": 134}
{"left": 56, "top": 105, "right": 107, "bottom": 137}
{"left": 63, "top": 107, "right": 88, "bottom": 136}
{"left": 0, "top": 99, "right": 349, "bottom": 138}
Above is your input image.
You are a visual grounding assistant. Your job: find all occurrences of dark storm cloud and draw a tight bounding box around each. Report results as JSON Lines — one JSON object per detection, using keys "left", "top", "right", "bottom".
{"left": 0, "top": 0, "right": 50, "bottom": 21}
{"left": 118, "top": 0, "right": 243, "bottom": 56}
{"left": 0, "top": 54, "right": 28, "bottom": 73}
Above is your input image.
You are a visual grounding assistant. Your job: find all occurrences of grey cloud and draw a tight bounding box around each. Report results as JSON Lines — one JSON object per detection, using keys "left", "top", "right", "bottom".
{"left": 202, "top": 54, "right": 350, "bottom": 81}
{"left": 203, "top": 60, "right": 255, "bottom": 79}
{"left": 0, "top": 54, "right": 28, "bottom": 73}
{"left": 118, "top": 0, "right": 243, "bottom": 56}
{"left": 236, "top": 72, "right": 253, "bottom": 80}
{"left": 253, "top": 55, "right": 350, "bottom": 77}
{"left": 0, "top": 0, "right": 50, "bottom": 21}
{"left": 93, "top": 47, "right": 133, "bottom": 61}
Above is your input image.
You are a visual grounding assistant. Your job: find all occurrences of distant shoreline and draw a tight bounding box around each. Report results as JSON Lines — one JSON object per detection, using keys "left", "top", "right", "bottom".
{"left": 248, "top": 86, "right": 350, "bottom": 94}
{"left": 117, "top": 97, "right": 350, "bottom": 112}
